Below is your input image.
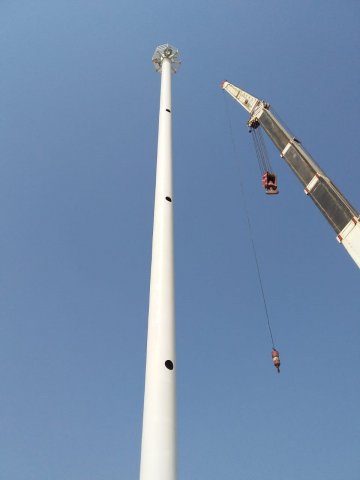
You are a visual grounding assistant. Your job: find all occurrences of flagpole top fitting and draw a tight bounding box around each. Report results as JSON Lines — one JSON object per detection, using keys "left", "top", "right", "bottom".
{"left": 152, "top": 44, "right": 181, "bottom": 74}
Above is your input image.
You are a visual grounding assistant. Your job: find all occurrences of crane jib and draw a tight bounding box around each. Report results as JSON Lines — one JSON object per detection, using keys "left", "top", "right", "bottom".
{"left": 222, "top": 80, "right": 360, "bottom": 268}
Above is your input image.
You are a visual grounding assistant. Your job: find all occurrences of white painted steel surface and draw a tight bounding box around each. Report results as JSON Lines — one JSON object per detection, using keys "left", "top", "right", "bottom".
{"left": 221, "top": 80, "right": 260, "bottom": 113}
{"left": 337, "top": 218, "right": 360, "bottom": 268}
{"left": 140, "top": 47, "right": 178, "bottom": 480}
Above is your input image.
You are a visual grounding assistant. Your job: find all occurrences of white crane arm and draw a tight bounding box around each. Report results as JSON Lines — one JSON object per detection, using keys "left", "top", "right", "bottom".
{"left": 221, "top": 81, "right": 264, "bottom": 114}
{"left": 222, "top": 81, "right": 360, "bottom": 268}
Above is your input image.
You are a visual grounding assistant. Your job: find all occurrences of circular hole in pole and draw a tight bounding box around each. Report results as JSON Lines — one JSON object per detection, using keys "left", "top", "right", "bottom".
{"left": 165, "top": 196, "right": 172, "bottom": 202}
{"left": 165, "top": 360, "right": 174, "bottom": 370}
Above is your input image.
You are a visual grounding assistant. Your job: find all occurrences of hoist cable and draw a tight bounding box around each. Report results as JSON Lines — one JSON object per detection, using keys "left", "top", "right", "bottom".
{"left": 251, "top": 127, "right": 272, "bottom": 173}
{"left": 252, "top": 129, "right": 268, "bottom": 173}
{"left": 251, "top": 129, "right": 265, "bottom": 174}
{"left": 223, "top": 95, "right": 276, "bottom": 350}
{"left": 258, "top": 128, "right": 272, "bottom": 172}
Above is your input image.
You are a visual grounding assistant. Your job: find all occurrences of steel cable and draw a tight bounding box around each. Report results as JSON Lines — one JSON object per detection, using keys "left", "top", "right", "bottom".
{"left": 223, "top": 94, "right": 277, "bottom": 349}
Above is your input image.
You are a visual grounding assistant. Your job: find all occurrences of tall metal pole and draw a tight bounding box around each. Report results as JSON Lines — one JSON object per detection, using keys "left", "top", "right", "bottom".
{"left": 140, "top": 44, "right": 180, "bottom": 480}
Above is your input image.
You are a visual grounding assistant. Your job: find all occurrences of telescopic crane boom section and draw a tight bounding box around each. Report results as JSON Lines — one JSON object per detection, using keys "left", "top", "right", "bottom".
{"left": 221, "top": 81, "right": 360, "bottom": 269}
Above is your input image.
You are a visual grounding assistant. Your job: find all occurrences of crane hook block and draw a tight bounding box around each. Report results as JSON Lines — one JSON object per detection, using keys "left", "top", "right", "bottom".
{"left": 272, "top": 349, "right": 281, "bottom": 373}
{"left": 262, "top": 171, "right": 279, "bottom": 195}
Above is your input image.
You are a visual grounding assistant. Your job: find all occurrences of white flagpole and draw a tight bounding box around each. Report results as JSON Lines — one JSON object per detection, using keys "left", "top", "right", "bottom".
{"left": 140, "top": 44, "right": 180, "bottom": 480}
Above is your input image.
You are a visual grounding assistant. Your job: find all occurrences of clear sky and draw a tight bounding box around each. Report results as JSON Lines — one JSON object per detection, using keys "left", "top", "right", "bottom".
{"left": 1, "top": 1, "right": 359, "bottom": 479}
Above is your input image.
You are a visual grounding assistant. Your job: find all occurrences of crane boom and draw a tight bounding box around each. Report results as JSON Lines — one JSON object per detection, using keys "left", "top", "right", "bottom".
{"left": 222, "top": 81, "right": 360, "bottom": 268}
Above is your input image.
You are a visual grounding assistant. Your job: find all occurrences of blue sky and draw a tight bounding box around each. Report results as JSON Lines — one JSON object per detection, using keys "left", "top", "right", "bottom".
{"left": 1, "top": 1, "right": 359, "bottom": 479}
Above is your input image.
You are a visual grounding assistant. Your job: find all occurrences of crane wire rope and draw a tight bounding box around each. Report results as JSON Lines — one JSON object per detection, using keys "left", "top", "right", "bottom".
{"left": 250, "top": 127, "right": 272, "bottom": 174}
{"left": 222, "top": 94, "right": 276, "bottom": 349}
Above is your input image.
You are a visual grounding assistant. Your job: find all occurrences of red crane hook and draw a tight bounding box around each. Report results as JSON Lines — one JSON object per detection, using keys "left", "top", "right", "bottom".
{"left": 272, "top": 349, "right": 280, "bottom": 373}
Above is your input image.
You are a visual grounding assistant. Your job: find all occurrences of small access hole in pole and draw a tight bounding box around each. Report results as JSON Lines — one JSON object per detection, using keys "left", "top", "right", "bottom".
{"left": 165, "top": 360, "right": 174, "bottom": 370}
{"left": 165, "top": 196, "right": 172, "bottom": 202}
{"left": 166, "top": 109, "right": 171, "bottom": 113}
